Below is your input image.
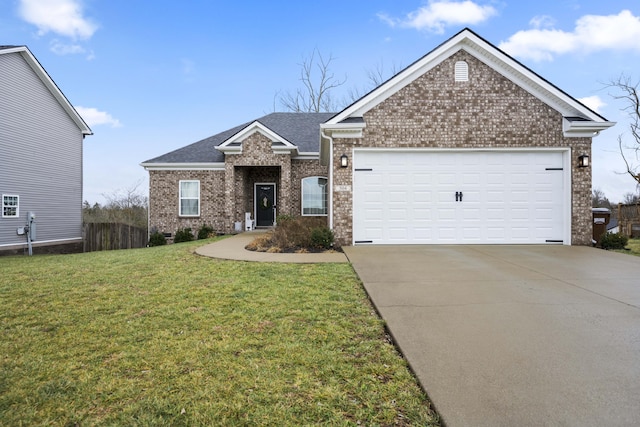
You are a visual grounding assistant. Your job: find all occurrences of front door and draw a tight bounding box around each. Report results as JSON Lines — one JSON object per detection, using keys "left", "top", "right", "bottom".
{"left": 255, "top": 183, "right": 276, "bottom": 227}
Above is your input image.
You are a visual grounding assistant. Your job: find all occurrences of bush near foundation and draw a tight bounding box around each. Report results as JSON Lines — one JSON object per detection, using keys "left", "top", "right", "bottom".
{"left": 197, "top": 224, "right": 215, "bottom": 240}
{"left": 174, "top": 227, "right": 194, "bottom": 243}
{"left": 148, "top": 230, "right": 167, "bottom": 247}
{"left": 599, "top": 232, "right": 628, "bottom": 250}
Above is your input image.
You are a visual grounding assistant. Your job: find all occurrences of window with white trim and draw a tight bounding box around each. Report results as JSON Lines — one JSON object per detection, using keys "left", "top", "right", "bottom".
{"left": 179, "top": 180, "right": 200, "bottom": 217}
{"left": 2, "top": 195, "right": 19, "bottom": 218}
{"left": 302, "top": 177, "right": 328, "bottom": 216}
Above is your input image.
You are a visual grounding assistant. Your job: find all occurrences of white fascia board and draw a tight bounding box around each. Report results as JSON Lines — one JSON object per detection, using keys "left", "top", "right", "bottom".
{"left": 140, "top": 162, "right": 225, "bottom": 171}
{"left": 272, "top": 146, "right": 299, "bottom": 155}
{"left": 292, "top": 152, "right": 320, "bottom": 160}
{"left": 319, "top": 122, "right": 366, "bottom": 139}
{"left": 216, "top": 145, "right": 242, "bottom": 154}
{"left": 562, "top": 118, "right": 616, "bottom": 137}
{"left": 1, "top": 47, "right": 93, "bottom": 135}
{"left": 218, "top": 121, "right": 295, "bottom": 148}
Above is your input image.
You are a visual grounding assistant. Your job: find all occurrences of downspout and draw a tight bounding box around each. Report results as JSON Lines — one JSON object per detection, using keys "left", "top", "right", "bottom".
{"left": 321, "top": 130, "right": 334, "bottom": 230}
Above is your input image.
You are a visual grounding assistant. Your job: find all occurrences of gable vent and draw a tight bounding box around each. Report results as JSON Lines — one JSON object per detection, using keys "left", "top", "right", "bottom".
{"left": 455, "top": 61, "right": 468, "bottom": 82}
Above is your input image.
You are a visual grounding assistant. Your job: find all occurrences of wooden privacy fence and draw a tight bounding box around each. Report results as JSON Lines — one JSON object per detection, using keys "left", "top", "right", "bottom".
{"left": 84, "top": 223, "right": 148, "bottom": 252}
{"left": 618, "top": 203, "right": 640, "bottom": 237}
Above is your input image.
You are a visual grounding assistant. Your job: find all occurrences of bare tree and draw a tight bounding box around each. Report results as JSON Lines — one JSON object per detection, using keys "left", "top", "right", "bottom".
{"left": 608, "top": 75, "right": 640, "bottom": 185}
{"left": 622, "top": 192, "right": 640, "bottom": 205}
{"left": 345, "top": 60, "right": 403, "bottom": 104}
{"left": 592, "top": 188, "right": 612, "bottom": 209}
{"left": 84, "top": 180, "right": 148, "bottom": 228}
{"left": 103, "top": 180, "right": 148, "bottom": 211}
{"left": 279, "top": 49, "right": 346, "bottom": 113}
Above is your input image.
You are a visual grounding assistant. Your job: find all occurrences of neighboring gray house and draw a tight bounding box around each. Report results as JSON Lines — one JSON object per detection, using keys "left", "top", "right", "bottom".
{"left": 142, "top": 28, "right": 614, "bottom": 247}
{"left": 0, "top": 45, "right": 92, "bottom": 254}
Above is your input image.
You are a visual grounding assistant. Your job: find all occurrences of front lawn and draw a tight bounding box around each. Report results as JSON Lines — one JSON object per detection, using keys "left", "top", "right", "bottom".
{"left": 622, "top": 237, "right": 640, "bottom": 255}
{"left": 0, "top": 239, "right": 438, "bottom": 426}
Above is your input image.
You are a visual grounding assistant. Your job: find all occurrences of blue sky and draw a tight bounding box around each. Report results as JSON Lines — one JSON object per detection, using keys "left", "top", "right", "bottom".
{"left": 2, "top": 0, "right": 640, "bottom": 204}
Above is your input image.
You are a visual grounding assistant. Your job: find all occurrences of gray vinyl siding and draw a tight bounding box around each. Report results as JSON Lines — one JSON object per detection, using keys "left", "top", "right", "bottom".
{"left": 0, "top": 52, "right": 83, "bottom": 247}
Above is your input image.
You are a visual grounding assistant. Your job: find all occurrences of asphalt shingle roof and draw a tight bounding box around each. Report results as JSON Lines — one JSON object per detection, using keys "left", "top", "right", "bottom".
{"left": 142, "top": 112, "right": 335, "bottom": 164}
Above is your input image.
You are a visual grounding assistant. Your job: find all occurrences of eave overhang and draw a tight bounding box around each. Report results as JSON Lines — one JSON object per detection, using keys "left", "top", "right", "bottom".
{"left": 319, "top": 121, "right": 366, "bottom": 165}
{"left": 0, "top": 46, "right": 93, "bottom": 136}
{"left": 140, "top": 162, "right": 225, "bottom": 171}
{"left": 216, "top": 120, "right": 299, "bottom": 155}
{"left": 563, "top": 117, "right": 616, "bottom": 138}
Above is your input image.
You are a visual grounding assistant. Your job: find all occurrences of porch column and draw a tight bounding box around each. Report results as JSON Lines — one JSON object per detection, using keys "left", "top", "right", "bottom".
{"left": 279, "top": 157, "right": 292, "bottom": 217}
{"left": 224, "top": 162, "right": 236, "bottom": 233}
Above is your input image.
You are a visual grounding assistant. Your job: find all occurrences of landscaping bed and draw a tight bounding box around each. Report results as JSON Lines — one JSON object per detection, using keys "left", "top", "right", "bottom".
{"left": 245, "top": 215, "right": 340, "bottom": 254}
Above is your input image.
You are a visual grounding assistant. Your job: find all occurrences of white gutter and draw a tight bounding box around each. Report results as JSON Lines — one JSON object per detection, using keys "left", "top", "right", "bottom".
{"left": 562, "top": 118, "right": 616, "bottom": 138}
{"left": 140, "top": 162, "right": 225, "bottom": 171}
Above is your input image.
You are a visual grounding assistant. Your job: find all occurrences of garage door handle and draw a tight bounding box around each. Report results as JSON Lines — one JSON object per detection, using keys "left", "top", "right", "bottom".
{"left": 455, "top": 191, "right": 463, "bottom": 202}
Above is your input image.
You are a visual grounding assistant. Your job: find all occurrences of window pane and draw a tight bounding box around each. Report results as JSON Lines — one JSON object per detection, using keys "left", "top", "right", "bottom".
{"left": 181, "top": 181, "right": 199, "bottom": 198}
{"left": 302, "top": 177, "right": 327, "bottom": 215}
{"left": 180, "top": 199, "right": 199, "bottom": 216}
{"left": 179, "top": 181, "right": 199, "bottom": 216}
{"left": 2, "top": 195, "right": 18, "bottom": 217}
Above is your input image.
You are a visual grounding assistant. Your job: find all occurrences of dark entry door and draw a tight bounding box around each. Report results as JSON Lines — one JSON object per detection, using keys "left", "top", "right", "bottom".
{"left": 255, "top": 184, "right": 276, "bottom": 227}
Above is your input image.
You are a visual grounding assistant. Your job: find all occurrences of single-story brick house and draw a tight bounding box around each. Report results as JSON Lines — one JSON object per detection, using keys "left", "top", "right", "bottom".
{"left": 141, "top": 28, "right": 614, "bottom": 247}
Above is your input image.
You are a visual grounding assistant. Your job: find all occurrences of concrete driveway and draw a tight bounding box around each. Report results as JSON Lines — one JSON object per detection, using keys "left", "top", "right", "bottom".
{"left": 343, "top": 245, "right": 640, "bottom": 427}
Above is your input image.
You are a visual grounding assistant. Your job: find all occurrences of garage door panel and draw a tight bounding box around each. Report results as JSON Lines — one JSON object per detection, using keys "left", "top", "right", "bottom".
{"left": 353, "top": 150, "right": 566, "bottom": 244}
{"left": 438, "top": 173, "right": 457, "bottom": 184}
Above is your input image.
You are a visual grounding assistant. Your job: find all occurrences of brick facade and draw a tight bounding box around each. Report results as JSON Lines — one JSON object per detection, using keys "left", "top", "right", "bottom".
{"left": 331, "top": 51, "right": 593, "bottom": 246}
{"left": 148, "top": 131, "right": 329, "bottom": 238}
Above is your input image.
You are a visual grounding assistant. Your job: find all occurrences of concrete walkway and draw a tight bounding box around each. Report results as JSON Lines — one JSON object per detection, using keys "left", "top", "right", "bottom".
{"left": 343, "top": 245, "right": 640, "bottom": 427}
{"left": 195, "top": 231, "right": 348, "bottom": 263}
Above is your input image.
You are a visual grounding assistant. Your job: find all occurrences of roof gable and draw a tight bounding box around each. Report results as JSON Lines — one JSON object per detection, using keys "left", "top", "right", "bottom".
{"left": 0, "top": 46, "right": 92, "bottom": 135}
{"left": 325, "top": 28, "right": 613, "bottom": 136}
{"left": 217, "top": 120, "right": 297, "bottom": 155}
{"left": 141, "top": 112, "right": 334, "bottom": 167}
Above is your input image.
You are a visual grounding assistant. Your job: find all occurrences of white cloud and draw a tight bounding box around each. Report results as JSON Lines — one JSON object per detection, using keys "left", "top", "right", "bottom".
{"left": 18, "top": 0, "right": 97, "bottom": 39}
{"left": 577, "top": 95, "right": 606, "bottom": 114}
{"left": 378, "top": 1, "right": 497, "bottom": 34}
{"left": 529, "top": 15, "right": 556, "bottom": 29}
{"left": 75, "top": 107, "right": 122, "bottom": 128}
{"left": 499, "top": 10, "right": 640, "bottom": 61}
{"left": 50, "top": 39, "right": 85, "bottom": 55}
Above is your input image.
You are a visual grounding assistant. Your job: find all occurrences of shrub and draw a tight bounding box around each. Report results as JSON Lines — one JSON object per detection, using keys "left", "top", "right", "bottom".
{"left": 310, "top": 226, "right": 334, "bottom": 249}
{"left": 275, "top": 214, "right": 295, "bottom": 224}
{"left": 245, "top": 233, "right": 273, "bottom": 252}
{"left": 599, "top": 232, "right": 628, "bottom": 250}
{"left": 197, "top": 224, "right": 215, "bottom": 240}
{"left": 174, "top": 227, "right": 194, "bottom": 243}
{"left": 247, "top": 216, "right": 333, "bottom": 252}
{"left": 148, "top": 231, "right": 167, "bottom": 247}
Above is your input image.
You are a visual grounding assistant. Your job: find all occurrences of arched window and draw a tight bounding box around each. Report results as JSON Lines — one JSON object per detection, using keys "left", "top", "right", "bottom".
{"left": 302, "top": 177, "right": 328, "bottom": 216}
{"left": 455, "top": 60, "right": 469, "bottom": 82}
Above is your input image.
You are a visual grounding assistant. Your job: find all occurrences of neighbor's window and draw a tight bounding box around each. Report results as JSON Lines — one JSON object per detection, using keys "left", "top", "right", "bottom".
{"left": 302, "top": 177, "right": 328, "bottom": 216}
{"left": 179, "top": 180, "right": 200, "bottom": 216}
{"left": 2, "top": 195, "right": 19, "bottom": 218}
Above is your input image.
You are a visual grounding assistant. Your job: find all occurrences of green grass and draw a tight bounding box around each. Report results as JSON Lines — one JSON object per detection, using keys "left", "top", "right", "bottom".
{"left": 616, "top": 237, "right": 640, "bottom": 256}
{"left": 0, "top": 239, "right": 438, "bottom": 426}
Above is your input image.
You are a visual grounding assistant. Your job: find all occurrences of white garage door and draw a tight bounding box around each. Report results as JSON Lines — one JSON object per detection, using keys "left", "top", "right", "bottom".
{"left": 352, "top": 150, "right": 568, "bottom": 245}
